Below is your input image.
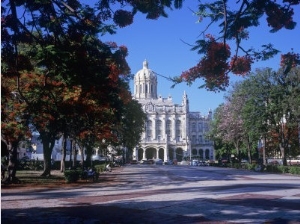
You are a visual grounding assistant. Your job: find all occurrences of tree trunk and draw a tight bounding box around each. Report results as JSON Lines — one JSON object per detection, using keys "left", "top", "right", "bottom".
{"left": 246, "top": 137, "right": 252, "bottom": 164}
{"left": 247, "top": 146, "right": 252, "bottom": 164}
{"left": 280, "top": 144, "right": 287, "bottom": 166}
{"left": 234, "top": 140, "right": 241, "bottom": 163}
{"left": 263, "top": 136, "right": 267, "bottom": 166}
{"left": 80, "top": 147, "right": 84, "bottom": 169}
{"left": 72, "top": 141, "right": 76, "bottom": 167}
{"left": 41, "top": 136, "right": 55, "bottom": 177}
{"left": 60, "top": 135, "right": 67, "bottom": 172}
{"left": 7, "top": 140, "right": 20, "bottom": 183}
{"left": 69, "top": 139, "right": 73, "bottom": 169}
{"left": 85, "top": 145, "right": 93, "bottom": 168}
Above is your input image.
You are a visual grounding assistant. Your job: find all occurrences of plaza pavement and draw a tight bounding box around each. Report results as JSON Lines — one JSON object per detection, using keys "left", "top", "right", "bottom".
{"left": 1, "top": 165, "right": 300, "bottom": 224}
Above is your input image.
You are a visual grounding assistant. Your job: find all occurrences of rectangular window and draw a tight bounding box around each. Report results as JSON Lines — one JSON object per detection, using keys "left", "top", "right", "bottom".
{"left": 199, "top": 135, "right": 202, "bottom": 143}
{"left": 192, "top": 123, "right": 196, "bottom": 132}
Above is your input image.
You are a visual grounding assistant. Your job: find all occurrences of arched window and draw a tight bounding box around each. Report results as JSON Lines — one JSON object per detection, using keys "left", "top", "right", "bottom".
{"left": 147, "top": 120, "right": 152, "bottom": 140}
{"left": 199, "top": 149, "right": 204, "bottom": 159}
{"left": 147, "top": 130, "right": 152, "bottom": 140}
{"left": 176, "top": 130, "right": 181, "bottom": 141}
{"left": 156, "top": 120, "right": 162, "bottom": 129}
{"left": 166, "top": 120, "right": 171, "bottom": 130}
{"left": 166, "top": 130, "right": 171, "bottom": 140}
{"left": 205, "top": 149, "right": 210, "bottom": 160}
{"left": 176, "top": 120, "right": 181, "bottom": 129}
{"left": 192, "top": 149, "right": 197, "bottom": 156}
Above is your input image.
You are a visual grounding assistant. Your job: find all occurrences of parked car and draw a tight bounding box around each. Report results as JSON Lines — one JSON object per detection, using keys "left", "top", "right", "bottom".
{"left": 191, "top": 160, "right": 199, "bottom": 166}
{"left": 154, "top": 159, "right": 163, "bottom": 165}
{"left": 139, "top": 159, "right": 148, "bottom": 164}
{"left": 198, "top": 161, "right": 208, "bottom": 166}
{"left": 92, "top": 155, "right": 107, "bottom": 161}
{"left": 147, "top": 159, "right": 154, "bottom": 164}
{"left": 130, "top": 160, "right": 138, "bottom": 164}
{"left": 140, "top": 159, "right": 154, "bottom": 164}
{"left": 179, "top": 160, "right": 189, "bottom": 165}
{"left": 163, "top": 160, "right": 173, "bottom": 165}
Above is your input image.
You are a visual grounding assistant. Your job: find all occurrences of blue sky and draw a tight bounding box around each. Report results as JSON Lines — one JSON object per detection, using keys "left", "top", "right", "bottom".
{"left": 101, "top": 2, "right": 300, "bottom": 114}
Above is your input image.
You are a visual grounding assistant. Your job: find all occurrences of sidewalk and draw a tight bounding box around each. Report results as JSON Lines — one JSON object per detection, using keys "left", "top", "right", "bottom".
{"left": 2, "top": 165, "right": 300, "bottom": 223}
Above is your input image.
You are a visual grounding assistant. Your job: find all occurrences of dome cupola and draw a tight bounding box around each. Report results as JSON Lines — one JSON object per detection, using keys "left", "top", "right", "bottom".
{"left": 134, "top": 60, "right": 157, "bottom": 99}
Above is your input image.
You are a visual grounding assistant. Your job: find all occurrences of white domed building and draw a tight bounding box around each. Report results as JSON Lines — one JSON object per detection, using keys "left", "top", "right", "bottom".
{"left": 132, "top": 60, "right": 215, "bottom": 163}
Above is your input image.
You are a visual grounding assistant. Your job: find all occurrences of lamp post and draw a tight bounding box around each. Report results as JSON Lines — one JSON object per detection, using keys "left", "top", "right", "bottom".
{"left": 288, "top": 144, "right": 291, "bottom": 165}
{"left": 68, "top": 137, "right": 73, "bottom": 169}
{"left": 186, "top": 136, "right": 191, "bottom": 164}
{"left": 102, "top": 138, "right": 106, "bottom": 161}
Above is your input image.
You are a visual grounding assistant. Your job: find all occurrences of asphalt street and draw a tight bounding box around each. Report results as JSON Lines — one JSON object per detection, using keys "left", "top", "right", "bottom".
{"left": 2, "top": 165, "right": 300, "bottom": 223}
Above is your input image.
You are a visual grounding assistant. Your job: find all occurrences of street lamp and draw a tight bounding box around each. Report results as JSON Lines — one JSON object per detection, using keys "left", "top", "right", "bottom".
{"left": 288, "top": 144, "right": 291, "bottom": 165}
{"left": 186, "top": 136, "right": 191, "bottom": 164}
{"left": 68, "top": 136, "right": 73, "bottom": 169}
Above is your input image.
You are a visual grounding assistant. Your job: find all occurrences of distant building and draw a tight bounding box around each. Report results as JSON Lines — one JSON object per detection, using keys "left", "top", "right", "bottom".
{"left": 132, "top": 60, "right": 214, "bottom": 162}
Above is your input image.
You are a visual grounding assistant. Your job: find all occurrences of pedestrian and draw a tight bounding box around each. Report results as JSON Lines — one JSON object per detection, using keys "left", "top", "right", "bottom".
{"left": 106, "top": 163, "right": 111, "bottom": 172}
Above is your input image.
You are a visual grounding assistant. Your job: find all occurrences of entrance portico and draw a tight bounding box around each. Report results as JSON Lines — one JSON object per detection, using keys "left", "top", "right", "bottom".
{"left": 133, "top": 146, "right": 187, "bottom": 162}
{"left": 134, "top": 146, "right": 168, "bottom": 161}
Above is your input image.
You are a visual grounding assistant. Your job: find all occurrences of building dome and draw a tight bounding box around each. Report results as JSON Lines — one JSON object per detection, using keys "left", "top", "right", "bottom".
{"left": 134, "top": 60, "right": 158, "bottom": 99}
{"left": 135, "top": 60, "right": 156, "bottom": 80}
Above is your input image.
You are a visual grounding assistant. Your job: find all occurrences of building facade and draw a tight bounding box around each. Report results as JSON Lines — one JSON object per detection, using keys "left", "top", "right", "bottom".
{"left": 132, "top": 60, "right": 214, "bottom": 162}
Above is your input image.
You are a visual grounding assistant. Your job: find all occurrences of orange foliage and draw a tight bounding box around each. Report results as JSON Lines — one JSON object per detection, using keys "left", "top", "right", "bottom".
{"left": 280, "top": 52, "right": 300, "bottom": 68}
{"left": 180, "top": 35, "right": 231, "bottom": 91}
{"left": 230, "top": 56, "right": 252, "bottom": 76}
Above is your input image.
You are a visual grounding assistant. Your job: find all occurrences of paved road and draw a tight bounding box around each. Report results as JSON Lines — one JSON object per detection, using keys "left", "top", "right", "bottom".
{"left": 2, "top": 165, "right": 300, "bottom": 223}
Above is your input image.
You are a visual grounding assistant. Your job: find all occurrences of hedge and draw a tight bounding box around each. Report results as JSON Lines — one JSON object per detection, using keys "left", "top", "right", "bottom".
{"left": 94, "top": 164, "right": 106, "bottom": 173}
{"left": 228, "top": 162, "right": 300, "bottom": 175}
{"left": 289, "top": 166, "right": 300, "bottom": 175}
{"left": 64, "top": 169, "right": 80, "bottom": 183}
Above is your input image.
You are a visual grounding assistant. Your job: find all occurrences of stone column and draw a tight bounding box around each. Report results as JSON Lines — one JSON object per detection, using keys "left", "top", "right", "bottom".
{"left": 162, "top": 118, "right": 166, "bottom": 141}
{"left": 165, "top": 138, "right": 168, "bottom": 162}
{"left": 172, "top": 117, "right": 176, "bottom": 140}
{"left": 173, "top": 149, "right": 176, "bottom": 160}
{"left": 182, "top": 117, "right": 186, "bottom": 140}
{"left": 143, "top": 148, "right": 146, "bottom": 160}
{"left": 164, "top": 147, "right": 168, "bottom": 161}
{"left": 153, "top": 118, "right": 156, "bottom": 140}
{"left": 133, "top": 147, "right": 137, "bottom": 160}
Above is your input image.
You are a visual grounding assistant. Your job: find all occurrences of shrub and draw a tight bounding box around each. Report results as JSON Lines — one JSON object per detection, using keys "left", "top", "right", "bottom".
{"left": 266, "top": 165, "right": 277, "bottom": 173}
{"left": 64, "top": 169, "right": 80, "bottom": 183}
{"left": 277, "top": 165, "right": 289, "bottom": 174}
{"left": 94, "top": 164, "right": 106, "bottom": 173}
{"left": 243, "top": 163, "right": 257, "bottom": 171}
{"left": 289, "top": 166, "right": 300, "bottom": 175}
{"left": 231, "top": 163, "right": 240, "bottom": 169}
{"left": 266, "top": 165, "right": 289, "bottom": 173}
